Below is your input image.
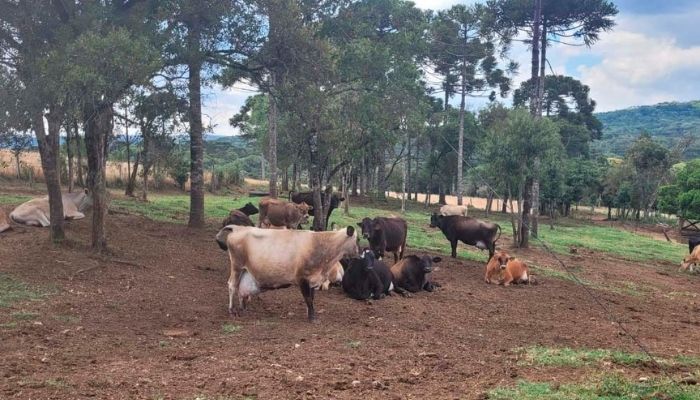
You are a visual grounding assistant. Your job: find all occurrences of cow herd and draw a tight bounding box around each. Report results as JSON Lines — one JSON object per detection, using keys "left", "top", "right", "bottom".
{"left": 215, "top": 194, "right": 532, "bottom": 322}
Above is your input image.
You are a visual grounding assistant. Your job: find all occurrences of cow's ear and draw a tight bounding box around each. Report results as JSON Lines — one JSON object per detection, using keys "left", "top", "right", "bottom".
{"left": 346, "top": 226, "right": 355, "bottom": 237}
{"left": 432, "top": 256, "right": 442, "bottom": 263}
{"left": 356, "top": 222, "right": 362, "bottom": 227}
{"left": 508, "top": 256, "right": 515, "bottom": 261}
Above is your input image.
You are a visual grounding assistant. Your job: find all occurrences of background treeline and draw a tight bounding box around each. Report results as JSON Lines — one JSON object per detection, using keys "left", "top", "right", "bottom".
{"left": 0, "top": 0, "right": 698, "bottom": 252}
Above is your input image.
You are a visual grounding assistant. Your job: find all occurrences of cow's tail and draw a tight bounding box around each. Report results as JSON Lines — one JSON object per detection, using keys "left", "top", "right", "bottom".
{"left": 494, "top": 224, "right": 502, "bottom": 244}
{"left": 216, "top": 225, "right": 235, "bottom": 251}
{"left": 288, "top": 191, "right": 294, "bottom": 201}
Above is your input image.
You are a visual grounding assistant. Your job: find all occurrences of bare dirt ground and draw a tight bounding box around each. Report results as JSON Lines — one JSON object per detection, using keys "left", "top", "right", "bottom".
{"left": 1, "top": 196, "right": 699, "bottom": 399}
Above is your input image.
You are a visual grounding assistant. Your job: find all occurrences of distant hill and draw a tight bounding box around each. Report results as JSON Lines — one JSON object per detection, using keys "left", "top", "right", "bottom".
{"left": 593, "top": 101, "right": 700, "bottom": 159}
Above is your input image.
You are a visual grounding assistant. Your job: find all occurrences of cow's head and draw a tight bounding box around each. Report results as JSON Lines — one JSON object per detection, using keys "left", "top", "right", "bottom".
{"left": 492, "top": 250, "right": 515, "bottom": 270}
{"left": 357, "top": 217, "right": 374, "bottom": 239}
{"left": 360, "top": 248, "right": 375, "bottom": 270}
{"left": 239, "top": 202, "right": 259, "bottom": 216}
{"left": 339, "top": 226, "right": 360, "bottom": 258}
{"left": 330, "top": 194, "right": 345, "bottom": 209}
{"left": 680, "top": 255, "right": 697, "bottom": 272}
{"left": 295, "top": 202, "right": 313, "bottom": 224}
{"left": 419, "top": 255, "right": 441, "bottom": 273}
{"left": 429, "top": 213, "right": 443, "bottom": 228}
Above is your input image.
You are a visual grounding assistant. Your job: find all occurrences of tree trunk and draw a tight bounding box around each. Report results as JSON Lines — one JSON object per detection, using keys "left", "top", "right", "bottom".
{"left": 34, "top": 111, "right": 65, "bottom": 243}
{"left": 126, "top": 152, "right": 140, "bottom": 197}
{"left": 401, "top": 136, "right": 407, "bottom": 213}
{"left": 65, "top": 121, "right": 74, "bottom": 193}
{"left": 267, "top": 84, "right": 278, "bottom": 198}
{"left": 124, "top": 108, "right": 132, "bottom": 196}
{"left": 187, "top": 27, "right": 205, "bottom": 228}
{"left": 438, "top": 183, "right": 446, "bottom": 205}
{"left": 74, "top": 120, "right": 85, "bottom": 188}
{"left": 343, "top": 167, "right": 350, "bottom": 215}
{"left": 15, "top": 152, "right": 21, "bottom": 180}
{"left": 291, "top": 162, "right": 298, "bottom": 192}
{"left": 502, "top": 194, "right": 508, "bottom": 213}
{"left": 84, "top": 104, "right": 112, "bottom": 252}
{"left": 377, "top": 149, "right": 387, "bottom": 201}
{"left": 406, "top": 133, "right": 412, "bottom": 201}
{"left": 519, "top": 177, "right": 531, "bottom": 248}
{"left": 309, "top": 130, "right": 326, "bottom": 231}
{"left": 457, "top": 64, "right": 466, "bottom": 206}
{"left": 486, "top": 192, "right": 493, "bottom": 216}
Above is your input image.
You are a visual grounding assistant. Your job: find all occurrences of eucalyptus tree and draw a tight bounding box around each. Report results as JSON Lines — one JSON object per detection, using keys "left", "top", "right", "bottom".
{"left": 161, "top": 0, "right": 263, "bottom": 227}
{"left": 429, "top": 3, "right": 515, "bottom": 206}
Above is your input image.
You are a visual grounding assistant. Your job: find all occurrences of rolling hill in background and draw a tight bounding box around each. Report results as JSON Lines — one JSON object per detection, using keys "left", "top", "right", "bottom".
{"left": 593, "top": 100, "right": 700, "bottom": 159}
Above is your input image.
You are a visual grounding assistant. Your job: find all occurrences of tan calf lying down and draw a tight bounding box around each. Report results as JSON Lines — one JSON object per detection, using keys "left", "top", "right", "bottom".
{"left": 485, "top": 250, "right": 530, "bottom": 286}
{"left": 216, "top": 224, "right": 359, "bottom": 322}
{"left": 439, "top": 204, "right": 468, "bottom": 217}
{"left": 681, "top": 245, "right": 700, "bottom": 272}
{"left": 10, "top": 190, "right": 92, "bottom": 227}
{"left": 0, "top": 208, "right": 10, "bottom": 233}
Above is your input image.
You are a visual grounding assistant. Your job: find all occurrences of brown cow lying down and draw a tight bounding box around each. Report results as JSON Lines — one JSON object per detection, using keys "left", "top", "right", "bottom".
{"left": 258, "top": 197, "right": 312, "bottom": 229}
{"left": 390, "top": 255, "right": 441, "bottom": 296}
{"left": 0, "top": 208, "right": 10, "bottom": 233}
{"left": 680, "top": 245, "right": 700, "bottom": 272}
{"left": 439, "top": 204, "right": 468, "bottom": 217}
{"left": 10, "top": 190, "right": 92, "bottom": 227}
{"left": 485, "top": 250, "right": 531, "bottom": 286}
{"left": 216, "top": 224, "right": 359, "bottom": 322}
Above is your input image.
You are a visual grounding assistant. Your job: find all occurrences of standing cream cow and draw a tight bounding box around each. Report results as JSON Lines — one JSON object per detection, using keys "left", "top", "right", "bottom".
{"left": 0, "top": 208, "right": 10, "bottom": 233}
{"left": 439, "top": 204, "right": 468, "bottom": 217}
{"left": 10, "top": 190, "right": 92, "bottom": 227}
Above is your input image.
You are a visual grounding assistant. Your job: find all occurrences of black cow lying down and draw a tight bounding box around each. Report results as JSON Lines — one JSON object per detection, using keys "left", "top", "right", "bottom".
{"left": 342, "top": 250, "right": 393, "bottom": 300}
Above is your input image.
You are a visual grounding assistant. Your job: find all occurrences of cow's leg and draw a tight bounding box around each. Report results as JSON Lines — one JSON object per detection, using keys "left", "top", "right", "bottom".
{"left": 450, "top": 239, "right": 458, "bottom": 258}
{"left": 423, "top": 280, "right": 435, "bottom": 292}
{"left": 299, "top": 279, "right": 317, "bottom": 322}
{"left": 393, "top": 251, "right": 399, "bottom": 264}
{"left": 227, "top": 267, "right": 242, "bottom": 316}
{"left": 37, "top": 212, "right": 51, "bottom": 227}
{"left": 393, "top": 285, "right": 412, "bottom": 298}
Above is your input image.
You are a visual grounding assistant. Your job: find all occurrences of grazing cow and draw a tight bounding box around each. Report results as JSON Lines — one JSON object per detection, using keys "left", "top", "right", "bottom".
{"left": 430, "top": 213, "right": 501, "bottom": 259}
{"left": 257, "top": 197, "right": 312, "bottom": 229}
{"left": 0, "top": 208, "right": 10, "bottom": 233}
{"left": 320, "top": 262, "right": 344, "bottom": 290}
{"left": 439, "top": 204, "right": 468, "bottom": 217}
{"left": 216, "top": 224, "right": 359, "bottom": 321}
{"left": 357, "top": 217, "right": 408, "bottom": 263}
{"left": 681, "top": 244, "right": 700, "bottom": 272}
{"left": 341, "top": 250, "right": 385, "bottom": 300}
{"left": 485, "top": 250, "right": 531, "bottom": 286}
{"left": 390, "top": 255, "right": 441, "bottom": 295}
{"left": 221, "top": 202, "right": 259, "bottom": 227}
{"left": 10, "top": 190, "right": 93, "bottom": 227}
{"left": 689, "top": 237, "right": 700, "bottom": 254}
{"left": 289, "top": 191, "right": 345, "bottom": 230}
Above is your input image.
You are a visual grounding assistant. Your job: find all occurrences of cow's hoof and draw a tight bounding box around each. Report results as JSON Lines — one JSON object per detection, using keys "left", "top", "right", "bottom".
{"left": 228, "top": 308, "right": 239, "bottom": 317}
{"left": 401, "top": 292, "right": 412, "bottom": 298}
{"left": 308, "top": 317, "right": 320, "bottom": 324}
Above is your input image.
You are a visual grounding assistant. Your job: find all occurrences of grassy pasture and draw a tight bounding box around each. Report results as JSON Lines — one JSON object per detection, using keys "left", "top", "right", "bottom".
{"left": 110, "top": 193, "right": 686, "bottom": 264}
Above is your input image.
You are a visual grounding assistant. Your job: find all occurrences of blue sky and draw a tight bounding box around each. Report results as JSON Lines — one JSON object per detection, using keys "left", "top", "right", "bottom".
{"left": 205, "top": 0, "right": 700, "bottom": 135}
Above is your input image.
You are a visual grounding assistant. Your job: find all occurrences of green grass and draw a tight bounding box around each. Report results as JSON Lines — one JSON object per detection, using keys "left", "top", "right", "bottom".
{"left": 518, "top": 346, "right": 700, "bottom": 368}
{"left": 111, "top": 194, "right": 255, "bottom": 224}
{"left": 489, "top": 375, "right": 700, "bottom": 400}
{"left": 221, "top": 323, "right": 241, "bottom": 334}
{"left": 0, "top": 273, "right": 47, "bottom": 308}
{"left": 0, "top": 194, "right": 31, "bottom": 205}
{"left": 11, "top": 311, "right": 39, "bottom": 320}
{"left": 347, "top": 340, "right": 362, "bottom": 349}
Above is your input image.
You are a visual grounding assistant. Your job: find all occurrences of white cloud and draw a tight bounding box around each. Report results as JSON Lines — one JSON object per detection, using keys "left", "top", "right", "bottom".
{"left": 577, "top": 30, "right": 700, "bottom": 111}
{"left": 202, "top": 82, "right": 259, "bottom": 136}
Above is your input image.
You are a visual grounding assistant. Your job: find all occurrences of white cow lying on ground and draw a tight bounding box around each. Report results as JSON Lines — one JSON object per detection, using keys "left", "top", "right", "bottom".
{"left": 10, "top": 190, "right": 92, "bottom": 227}
{"left": 439, "top": 204, "right": 468, "bottom": 217}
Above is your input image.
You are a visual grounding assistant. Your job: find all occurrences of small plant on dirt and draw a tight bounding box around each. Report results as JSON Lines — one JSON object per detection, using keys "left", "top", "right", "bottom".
{"left": 0, "top": 322, "right": 18, "bottom": 329}
{"left": 53, "top": 315, "right": 81, "bottom": 323}
{"left": 222, "top": 323, "right": 241, "bottom": 334}
{"left": 158, "top": 340, "right": 169, "bottom": 348}
{"left": 12, "top": 311, "right": 40, "bottom": 320}
{"left": 347, "top": 340, "right": 361, "bottom": 349}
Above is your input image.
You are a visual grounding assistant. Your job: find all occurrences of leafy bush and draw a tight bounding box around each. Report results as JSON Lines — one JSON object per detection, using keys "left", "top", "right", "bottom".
{"left": 169, "top": 158, "right": 190, "bottom": 191}
{"left": 658, "top": 159, "right": 700, "bottom": 219}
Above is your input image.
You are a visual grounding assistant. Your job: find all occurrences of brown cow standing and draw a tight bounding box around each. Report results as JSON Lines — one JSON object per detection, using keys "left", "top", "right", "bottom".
{"left": 357, "top": 217, "right": 408, "bottom": 263}
{"left": 681, "top": 245, "right": 700, "bottom": 272}
{"left": 258, "top": 197, "right": 312, "bottom": 229}
{"left": 485, "top": 250, "right": 530, "bottom": 286}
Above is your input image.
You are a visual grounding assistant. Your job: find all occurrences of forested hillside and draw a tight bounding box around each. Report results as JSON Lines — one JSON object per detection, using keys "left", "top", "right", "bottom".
{"left": 594, "top": 101, "right": 700, "bottom": 158}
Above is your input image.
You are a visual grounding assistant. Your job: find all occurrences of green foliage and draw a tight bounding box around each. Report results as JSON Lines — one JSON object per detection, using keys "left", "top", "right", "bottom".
{"left": 168, "top": 153, "right": 190, "bottom": 191}
{"left": 489, "top": 376, "right": 700, "bottom": 400}
{"left": 659, "top": 159, "right": 700, "bottom": 219}
{"left": 595, "top": 101, "right": 700, "bottom": 159}
{"left": 0, "top": 274, "right": 47, "bottom": 308}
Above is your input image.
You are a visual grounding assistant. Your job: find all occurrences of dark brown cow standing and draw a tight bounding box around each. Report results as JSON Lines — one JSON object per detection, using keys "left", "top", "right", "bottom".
{"left": 357, "top": 217, "right": 408, "bottom": 263}
{"left": 430, "top": 213, "right": 501, "bottom": 258}
{"left": 258, "top": 197, "right": 311, "bottom": 229}
{"left": 289, "top": 191, "right": 345, "bottom": 230}
{"left": 689, "top": 237, "right": 700, "bottom": 254}
{"left": 221, "top": 202, "right": 259, "bottom": 227}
